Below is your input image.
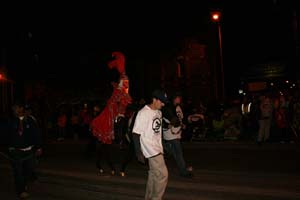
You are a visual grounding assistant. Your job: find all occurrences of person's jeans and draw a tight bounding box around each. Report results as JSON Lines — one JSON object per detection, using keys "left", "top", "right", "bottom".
{"left": 165, "top": 139, "right": 189, "bottom": 176}
{"left": 10, "top": 149, "right": 37, "bottom": 194}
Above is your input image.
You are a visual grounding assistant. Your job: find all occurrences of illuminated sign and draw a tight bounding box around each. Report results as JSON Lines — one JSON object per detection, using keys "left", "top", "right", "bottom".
{"left": 248, "top": 82, "right": 267, "bottom": 91}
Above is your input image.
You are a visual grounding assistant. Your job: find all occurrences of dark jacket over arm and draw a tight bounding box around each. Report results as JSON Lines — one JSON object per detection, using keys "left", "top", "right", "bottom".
{"left": 7, "top": 116, "right": 42, "bottom": 149}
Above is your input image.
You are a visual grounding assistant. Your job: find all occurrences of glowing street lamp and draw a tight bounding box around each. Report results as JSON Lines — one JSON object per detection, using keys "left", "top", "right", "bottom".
{"left": 212, "top": 12, "right": 220, "bottom": 21}
{"left": 211, "top": 11, "right": 225, "bottom": 100}
{"left": 0, "top": 72, "right": 14, "bottom": 113}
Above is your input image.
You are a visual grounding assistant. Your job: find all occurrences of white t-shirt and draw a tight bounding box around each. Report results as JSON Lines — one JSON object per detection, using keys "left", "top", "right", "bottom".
{"left": 163, "top": 105, "right": 183, "bottom": 140}
{"left": 133, "top": 105, "right": 164, "bottom": 158}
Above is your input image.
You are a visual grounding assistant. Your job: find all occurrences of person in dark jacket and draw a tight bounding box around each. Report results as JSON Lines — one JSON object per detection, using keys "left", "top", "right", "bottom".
{"left": 162, "top": 92, "right": 193, "bottom": 177}
{"left": 7, "top": 102, "right": 43, "bottom": 199}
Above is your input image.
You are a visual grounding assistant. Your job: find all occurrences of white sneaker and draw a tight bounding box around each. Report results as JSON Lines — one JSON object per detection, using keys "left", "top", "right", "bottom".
{"left": 187, "top": 166, "right": 193, "bottom": 172}
{"left": 111, "top": 170, "right": 115, "bottom": 176}
{"left": 19, "top": 192, "right": 30, "bottom": 199}
{"left": 120, "top": 171, "right": 125, "bottom": 177}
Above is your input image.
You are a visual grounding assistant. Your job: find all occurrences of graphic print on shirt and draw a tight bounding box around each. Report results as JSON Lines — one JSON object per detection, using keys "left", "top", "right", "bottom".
{"left": 152, "top": 117, "right": 162, "bottom": 134}
{"left": 177, "top": 111, "right": 182, "bottom": 119}
{"left": 176, "top": 106, "right": 183, "bottom": 124}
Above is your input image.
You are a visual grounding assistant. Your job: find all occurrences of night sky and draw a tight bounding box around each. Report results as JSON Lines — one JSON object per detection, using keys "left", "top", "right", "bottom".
{"left": 1, "top": 1, "right": 298, "bottom": 94}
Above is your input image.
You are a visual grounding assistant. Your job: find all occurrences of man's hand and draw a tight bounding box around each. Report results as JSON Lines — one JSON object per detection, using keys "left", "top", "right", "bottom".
{"left": 35, "top": 148, "right": 43, "bottom": 157}
{"left": 137, "top": 152, "right": 145, "bottom": 164}
{"left": 8, "top": 147, "right": 15, "bottom": 152}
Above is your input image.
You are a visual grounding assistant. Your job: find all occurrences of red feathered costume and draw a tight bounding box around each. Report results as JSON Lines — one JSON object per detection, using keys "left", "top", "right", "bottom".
{"left": 91, "top": 52, "right": 132, "bottom": 144}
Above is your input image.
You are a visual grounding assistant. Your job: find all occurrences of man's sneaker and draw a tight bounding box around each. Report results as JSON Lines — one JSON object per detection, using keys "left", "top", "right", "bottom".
{"left": 180, "top": 172, "right": 193, "bottom": 178}
{"left": 120, "top": 171, "right": 126, "bottom": 177}
{"left": 99, "top": 169, "right": 104, "bottom": 174}
{"left": 19, "top": 192, "right": 30, "bottom": 199}
{"left": 111, "top": 170, "right": 115, "bottom": 176}
{"left": 187, "top": 166, "right": 193, "bottom": 172}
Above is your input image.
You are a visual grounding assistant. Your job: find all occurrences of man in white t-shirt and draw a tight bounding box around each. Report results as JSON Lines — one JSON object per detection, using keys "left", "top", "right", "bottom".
{"left": 132, "top": 89, "right": 169, "bottom": 200}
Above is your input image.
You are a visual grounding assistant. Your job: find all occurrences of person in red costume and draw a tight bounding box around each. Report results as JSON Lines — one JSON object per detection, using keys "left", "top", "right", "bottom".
{"left": 91, "top": 52, "right": 132, "bottom": 176}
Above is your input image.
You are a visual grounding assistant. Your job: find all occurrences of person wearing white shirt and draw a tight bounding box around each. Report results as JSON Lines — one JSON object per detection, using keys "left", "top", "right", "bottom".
{"left": 133, "top": 89, "right": 169, "bottom": 200}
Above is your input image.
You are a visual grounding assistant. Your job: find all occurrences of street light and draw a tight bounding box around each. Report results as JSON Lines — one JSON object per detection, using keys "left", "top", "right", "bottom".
{"left": 211, "top": 11, "right": 225, "bottom": 100}
{"left": 0, "top": 72, "right": 14, "bottom": 114}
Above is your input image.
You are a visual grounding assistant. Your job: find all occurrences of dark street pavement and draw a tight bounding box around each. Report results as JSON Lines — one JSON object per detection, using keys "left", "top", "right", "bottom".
{"left": 1, "top": 140, "right": 300, "bottom": 200}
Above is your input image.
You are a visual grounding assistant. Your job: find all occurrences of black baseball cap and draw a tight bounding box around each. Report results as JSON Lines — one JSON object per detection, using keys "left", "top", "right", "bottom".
{"left": 152, "top": 89, "right": 169, "bottom": 104}
{"left": 13, "top": 100, "right": 25, "bottom": 108}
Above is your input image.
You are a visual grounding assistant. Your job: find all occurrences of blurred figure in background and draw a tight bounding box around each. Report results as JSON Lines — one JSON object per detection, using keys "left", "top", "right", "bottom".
{"left": 258, "top": 94, "right": 273, "bottom": 145}
{"left": 84, "top": 105, "right": 101, "bottom": 158}
{"left": 162, "top": 92, "right": 193, "bottom": 178}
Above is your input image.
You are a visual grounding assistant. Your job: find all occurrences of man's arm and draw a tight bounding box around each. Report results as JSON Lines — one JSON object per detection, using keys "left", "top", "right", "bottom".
{"left": 132, "top": 133, "right": 145, "bottom": 164}
{"left": 0, "top": 117, "right": 9, "bottom": 153}
{"left": 30, "top": 118, "right": 43, "bottom": 156}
